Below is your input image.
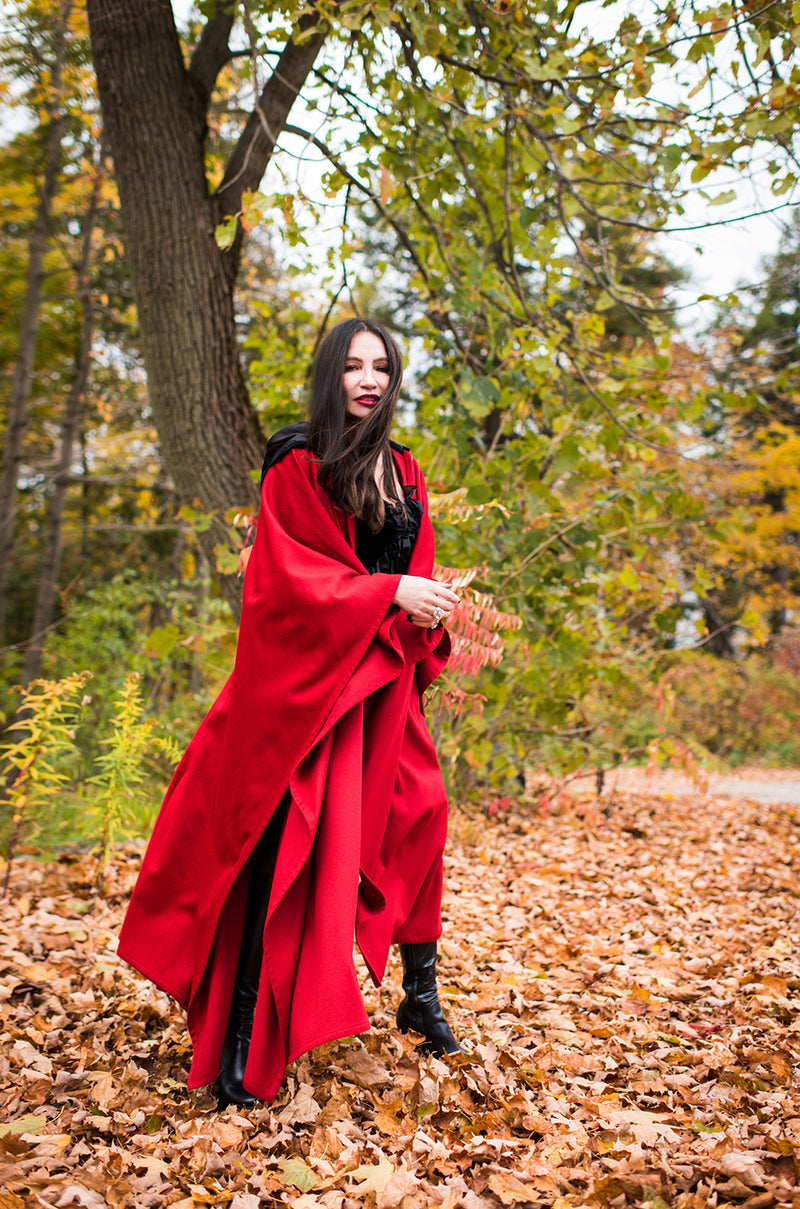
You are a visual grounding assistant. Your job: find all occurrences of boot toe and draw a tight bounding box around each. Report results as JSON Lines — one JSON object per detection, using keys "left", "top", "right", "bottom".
{"left": 218, "top": 1028, "right": 259, "bottom": 1109}
{"left": 397, "top": 999, "right": 462, "bottom": 1055}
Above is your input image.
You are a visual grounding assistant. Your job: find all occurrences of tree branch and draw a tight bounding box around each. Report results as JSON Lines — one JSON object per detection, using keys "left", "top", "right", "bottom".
{"left": 215, "top": 14, "right": 328, "bottom": 222}
{"left": 187, "top": 1, "right": 237, "bottom": 111}
{"left": 281, "top": 123, "right": 432, "bottom": 288}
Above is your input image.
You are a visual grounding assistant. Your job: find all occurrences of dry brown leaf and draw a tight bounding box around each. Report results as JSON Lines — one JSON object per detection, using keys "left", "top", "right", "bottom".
{"left": 716, "top": 1150, "right": 769, "bottom": 1187}
{"left": 486, "top": 1169, "right": 540, "bottom": 1205}
{"left": 340, "top": 1045, "right": 393, "bottom": 1090}
{"left": 52, "top": 1186, "right": 109, "bottom": 1208}
{"left": 377, "top": 1161, "right": 424, "bottom": 1209}
{"left": 0, "top": 786, "right": 798, "bottom": 1209}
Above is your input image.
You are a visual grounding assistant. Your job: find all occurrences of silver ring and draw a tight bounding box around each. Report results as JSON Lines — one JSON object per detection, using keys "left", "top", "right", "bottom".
{"left": 431, "top": 606, "right": 445, "bottom": 627}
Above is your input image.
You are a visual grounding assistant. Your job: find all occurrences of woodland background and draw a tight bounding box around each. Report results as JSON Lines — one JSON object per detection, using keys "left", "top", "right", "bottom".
{"left": 1, "top": 4, "right": 800, "bottom": 1207}
{"left": 1, "top": 0, "right": 800, "bottom": 858}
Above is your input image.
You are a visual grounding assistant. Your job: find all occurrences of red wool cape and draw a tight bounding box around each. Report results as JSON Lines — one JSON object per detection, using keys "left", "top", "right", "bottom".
{"left": 117, "top": 444, "right": 450, "bottom": 1101}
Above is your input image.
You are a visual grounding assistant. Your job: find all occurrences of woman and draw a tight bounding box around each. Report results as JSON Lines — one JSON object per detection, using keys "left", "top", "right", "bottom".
{"left": 117, "top": 318, "right": 461, "bottom": 1108}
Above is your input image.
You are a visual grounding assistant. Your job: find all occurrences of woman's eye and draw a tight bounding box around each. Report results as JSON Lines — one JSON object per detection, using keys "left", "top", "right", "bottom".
{"left": 344, "top": 363, "right": 389, "bottom": 374}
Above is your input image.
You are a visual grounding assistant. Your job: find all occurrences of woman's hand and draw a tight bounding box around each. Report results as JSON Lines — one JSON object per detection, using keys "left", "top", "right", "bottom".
{"left": 392, "top": 575, "right": 460, "bottom": 628}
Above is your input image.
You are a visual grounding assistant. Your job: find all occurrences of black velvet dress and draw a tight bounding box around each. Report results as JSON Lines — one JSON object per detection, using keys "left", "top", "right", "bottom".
{"left": 355, "top": 488, "right": 423, "bottom": 576}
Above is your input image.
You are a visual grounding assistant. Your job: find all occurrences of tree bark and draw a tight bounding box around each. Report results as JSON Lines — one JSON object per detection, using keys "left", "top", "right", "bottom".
{"left": 0, "top": 0, "right": 73, "bottom": 641}
{"left": 21, "top": 159, "right": 102, "bottom": 689}
{"left": 85, "top": 0, "right": 327, "bottom": 614}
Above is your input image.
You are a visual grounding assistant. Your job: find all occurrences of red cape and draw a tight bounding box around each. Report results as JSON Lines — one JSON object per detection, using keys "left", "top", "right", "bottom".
{"left": 117, "top": 444, "right": 450, "bottom": 1100}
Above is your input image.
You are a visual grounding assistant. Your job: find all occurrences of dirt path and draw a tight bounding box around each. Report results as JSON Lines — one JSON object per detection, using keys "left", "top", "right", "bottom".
{"left": 604, "top": 765, "right": 800, "bottom": 806}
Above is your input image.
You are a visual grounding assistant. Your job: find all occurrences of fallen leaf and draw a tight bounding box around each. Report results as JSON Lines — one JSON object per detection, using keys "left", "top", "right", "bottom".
{"left": 279, "top": 1158, "right": 318, "bottom": 1192}
{"left": 0, "top": 1114, "right": 48, "bottom": 1136}
{"left": 487, "top": 1170, "right": 540, "bottom": 1205}
{"left": 341, "top": 1045, "right": 393, "bottom": 1089}
{"left": 716, "top": 1150, "right": 768, "bottom": 1187}
{"left": 1, "top": 786, "right": 799, "bottom": 1209}
{"left": 348, "top": 1155, "right": 395, "bottom": 1196}
{"left": 378, "top": 1162, "right": 423, "bottom": 1209}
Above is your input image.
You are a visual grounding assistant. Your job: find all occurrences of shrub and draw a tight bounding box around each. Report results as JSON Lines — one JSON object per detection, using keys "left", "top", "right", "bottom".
{"left": 0, "top": 673, "right": 90, "bottom": 876}
{"left": 589, "top": 648, "right": 800, "bottom": 767}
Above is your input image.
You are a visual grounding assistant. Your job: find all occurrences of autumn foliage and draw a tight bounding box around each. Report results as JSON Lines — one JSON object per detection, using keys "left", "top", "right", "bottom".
{"left": 2, "top": 780, "right": 799, "bottom": 1207}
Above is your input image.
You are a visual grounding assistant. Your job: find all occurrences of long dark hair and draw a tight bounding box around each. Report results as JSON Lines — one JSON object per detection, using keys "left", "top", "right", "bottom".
{"left": 308, "top": 318, "right": 404, "bottom": 532}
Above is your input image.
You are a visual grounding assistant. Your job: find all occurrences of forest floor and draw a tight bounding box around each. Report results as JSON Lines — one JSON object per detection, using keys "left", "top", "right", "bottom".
{"left": 1, "top": 778, "right": 799, "bottom": 1209}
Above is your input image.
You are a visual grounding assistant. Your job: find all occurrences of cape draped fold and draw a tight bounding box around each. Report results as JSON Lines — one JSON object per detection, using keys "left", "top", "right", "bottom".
{"left": 117, "top": 443, "right": 450, "bottom": 1100}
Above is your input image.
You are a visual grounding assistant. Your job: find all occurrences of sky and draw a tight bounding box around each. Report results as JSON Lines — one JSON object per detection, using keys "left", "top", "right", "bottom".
{"left": 657, "top": 165, "right": 793, "bottom": 326}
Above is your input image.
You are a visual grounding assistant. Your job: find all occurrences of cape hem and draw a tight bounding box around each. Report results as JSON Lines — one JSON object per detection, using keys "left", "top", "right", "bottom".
{"left": 390, "top": 930, "right": 443, "bottom": 945}
{"left": 117, "top": 947, "right": 188, "bottom": 1009}
{"left": 185, "top": 1013, "right": 373, "bottom": 1100}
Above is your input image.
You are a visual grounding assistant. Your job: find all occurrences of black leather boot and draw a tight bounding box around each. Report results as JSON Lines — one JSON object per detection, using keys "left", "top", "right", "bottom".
{"left": 218, "top": 868, "right": 271, "bottom": 1109}
{"left": 218, "top": 804, "right": 288, "bottom": 1109}
{"left": 396, "top": 941, "right": 462, "bottom": 1056}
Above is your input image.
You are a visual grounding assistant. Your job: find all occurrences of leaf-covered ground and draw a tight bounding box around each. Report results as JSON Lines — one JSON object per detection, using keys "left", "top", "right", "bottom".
{"left": 1, "top": 784, "right": 799, "bottom": 1209}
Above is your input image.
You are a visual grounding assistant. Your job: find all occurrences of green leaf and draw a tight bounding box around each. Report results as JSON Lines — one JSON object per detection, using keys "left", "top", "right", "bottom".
{"left": 466, "top": 481, "right": 493, "bottom": 505}
{"left": 143, "top": 624, "right": 181, "bottom": 660}
{"left": 660, "top": 144, "right": 684, "bottom": 173}
{"left": 176, "top": 504, "right": 213, "bottom": 532}
{"left": 682, "top": 397, "right": 708, "bottom": 421}
{"left": 618, "top": 564, "right": 641, "bottom": 591}
{"left": 214, "top": 546, "right": 240, "bottom": 576}
{"left": 278, "top": 1159, "right": 317, "bottom": 1192}
{"left": 772, "top": 173, "right": 797, "bottom": 197}
{"left": 214, "top": 213, "right": 239, "bottom": 250}
{"left": 460, "top": 371, "right": 501, "bottom": 418}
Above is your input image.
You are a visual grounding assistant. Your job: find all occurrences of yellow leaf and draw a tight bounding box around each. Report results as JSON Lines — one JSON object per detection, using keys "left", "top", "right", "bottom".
{"left": 347, "top": 1155, "right": 394, "bottom": 1196}
{"left": 373, "top": 1099, "right": 404, "bottom": 1136}
{"left": 0, "top": 1115, "right": 47, "bottom": 1137}
{"left": 0, "top": 1192, "right": 28, "bottom": 1209}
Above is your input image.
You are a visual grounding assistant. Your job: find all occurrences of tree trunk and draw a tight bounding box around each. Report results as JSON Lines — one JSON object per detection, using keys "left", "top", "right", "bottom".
{"left": 85, "top": 0, "right": 327, "bottom": 615}
{"left": 21, "top": 159, "right": 102, "bottom": 689}
{"left": 0, "top": 0, "right": 72, "bottom": 640}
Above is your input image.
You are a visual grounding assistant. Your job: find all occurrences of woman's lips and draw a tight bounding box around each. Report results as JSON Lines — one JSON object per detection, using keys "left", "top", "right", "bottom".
{"left": 356, "top": 396, "right": 379, "bottom": 406}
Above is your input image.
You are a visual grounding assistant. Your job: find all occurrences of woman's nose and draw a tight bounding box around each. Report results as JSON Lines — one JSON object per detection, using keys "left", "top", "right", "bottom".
{"left": 359, "top": 363, "right": 377, "bottom": 385}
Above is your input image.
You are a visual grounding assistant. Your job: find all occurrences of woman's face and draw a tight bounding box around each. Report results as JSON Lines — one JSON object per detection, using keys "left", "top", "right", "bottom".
{"left": 343, "top": 331, "right": 391, "bottom": 420}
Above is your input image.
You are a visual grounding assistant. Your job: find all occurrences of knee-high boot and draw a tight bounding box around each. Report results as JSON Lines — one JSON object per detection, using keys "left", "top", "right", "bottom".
{"left": 218, "top": 868, "right": 271, "bottom": 1108}
{"left": 396, "top": 941, "right": 462, "bottom": 1056}
{"left": 218, "top": 800, "right": 288, "bottom": 1108}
